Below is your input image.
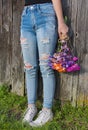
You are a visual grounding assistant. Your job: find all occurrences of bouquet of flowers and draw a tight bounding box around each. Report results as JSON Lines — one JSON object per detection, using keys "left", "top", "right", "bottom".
{"left": 48, "top": 35, "right": 80, "bottom": 72}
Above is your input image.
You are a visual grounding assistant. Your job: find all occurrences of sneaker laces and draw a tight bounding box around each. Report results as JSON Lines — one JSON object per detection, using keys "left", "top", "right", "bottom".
{"left": 23, "top": 107, "right": 36, "bottom": 120}
{"left": 35, "top": 109, "right": 49, "bottom": 123}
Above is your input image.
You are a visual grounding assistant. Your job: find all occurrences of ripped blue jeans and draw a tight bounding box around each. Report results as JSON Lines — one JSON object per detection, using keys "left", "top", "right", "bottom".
{"left": 20, "top": 3, "right": 58, "bottom": 108}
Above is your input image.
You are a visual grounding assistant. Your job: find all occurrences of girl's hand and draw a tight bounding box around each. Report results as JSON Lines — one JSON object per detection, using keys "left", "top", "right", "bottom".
{"left": 58, "top": 22, "right": 69, "bottom": 40}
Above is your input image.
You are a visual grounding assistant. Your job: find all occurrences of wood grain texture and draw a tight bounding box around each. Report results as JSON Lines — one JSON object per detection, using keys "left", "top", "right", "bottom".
{"left": 58, "top": 0, "right": 88, "bottom": 106}
{"left": 0, "top": 0, "right": 24, "bottom": 96}
{"left": 0, "top": 0, "right": 88, "bottom": 105}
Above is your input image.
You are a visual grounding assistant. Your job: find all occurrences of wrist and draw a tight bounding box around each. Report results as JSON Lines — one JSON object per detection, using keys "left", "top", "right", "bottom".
{"left": 58, "top": 19, "right": 65, "bottom": 25}
{"left": 57, "top": 15, "right": 65, "bottom": 24}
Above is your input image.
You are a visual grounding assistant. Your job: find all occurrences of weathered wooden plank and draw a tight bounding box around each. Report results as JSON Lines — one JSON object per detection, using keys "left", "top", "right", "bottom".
{"left": 75, "top": 0, "right": 88, "bottom": 106}
{"left": 11, "top": 0, "right": 24, "bottom": 96}
{"left": 0, "top": 0, "right": 3, "bottom": 32}
{"left": 58, "top": 0, "right": 74, "bottom": 105}
{"left": 0, "top": 0, "right": 12, "bottom": 84}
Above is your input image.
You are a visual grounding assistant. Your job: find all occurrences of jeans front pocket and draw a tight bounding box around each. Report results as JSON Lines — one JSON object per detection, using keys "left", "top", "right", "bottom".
{"left": 39, "top": 3, "right": 56, "bottom": 16}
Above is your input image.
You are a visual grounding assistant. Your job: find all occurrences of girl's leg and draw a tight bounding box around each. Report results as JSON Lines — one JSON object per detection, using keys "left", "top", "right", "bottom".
{"left": 36, "top": 4, "right": 58, "bottom": 109}
{"left": 37, "top": 24, "right": 58, "bottom": 109}
{"left": 20, "top": 29, "right": 38, "bottom": 105}
{"left": 28, "top": 3, "right": 58, "bottom": 127}
{"left": 20, "top": 6, "right": 39, "bottom": 123}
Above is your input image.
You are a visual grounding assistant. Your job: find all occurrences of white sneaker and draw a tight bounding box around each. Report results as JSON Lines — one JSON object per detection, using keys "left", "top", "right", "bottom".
{"left": 29, "top": 108, "right": 53, "bottom": 127}
{"left": 22, "top": 105, "right": 37, "bottom": 123}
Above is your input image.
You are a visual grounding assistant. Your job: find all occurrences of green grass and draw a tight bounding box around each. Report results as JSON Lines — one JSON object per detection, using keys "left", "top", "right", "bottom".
{"left": 0, "top": 85, "right": 88, "bottom": 130}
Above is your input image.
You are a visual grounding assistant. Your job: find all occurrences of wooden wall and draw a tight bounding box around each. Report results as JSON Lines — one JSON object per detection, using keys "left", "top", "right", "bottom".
{"left": 58, "top": 0, "right": 88, "bottom": 106}
{"left": 0, "top": 0, "right": 88, "bottom": 106}
{"left": 0, "top": 0, "right": 24, "bottom": 96}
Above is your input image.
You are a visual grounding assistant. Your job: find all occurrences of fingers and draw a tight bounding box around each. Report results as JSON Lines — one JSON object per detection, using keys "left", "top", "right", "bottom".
{"left": 58, "top": 23, "right": 69, "bottom": 40}
{"left": 59, "top": 33, "right": 69, "bottom": 40}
